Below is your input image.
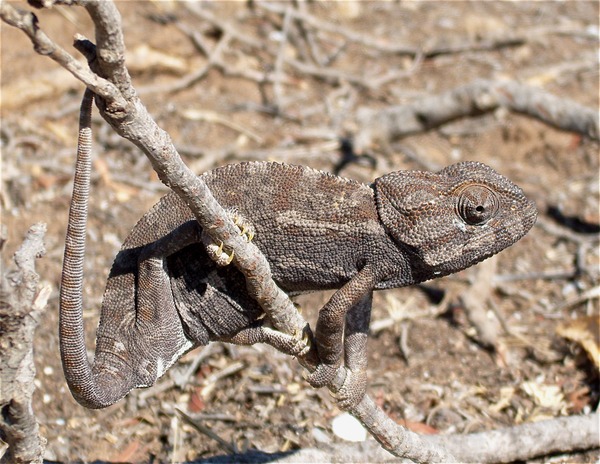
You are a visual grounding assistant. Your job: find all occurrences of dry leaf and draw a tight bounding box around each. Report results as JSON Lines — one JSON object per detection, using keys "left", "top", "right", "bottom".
{"left": 489, "top": 386, "right": 516, "bottom": 413}
{"left": 557, "top": 314, "right": 600, "bottom": 370}
{"left": 111, "top": 440, "right": 141, "bottom": 462}
{"left": 521, "top": 381, "right": 566, "bottom": 412}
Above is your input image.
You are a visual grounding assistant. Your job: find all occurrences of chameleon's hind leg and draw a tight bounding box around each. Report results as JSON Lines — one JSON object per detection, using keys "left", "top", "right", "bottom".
{"left": 202, "top": 209, "right": 255, "bottom": 266}
{"left": 125, "top": 219, "right": 209, "bottom": 379}
{"left": 138, "top": 219, "right": 203, "bottom": 262}
{"left": 216, "top": 321, "right": 311, "bottom": 358}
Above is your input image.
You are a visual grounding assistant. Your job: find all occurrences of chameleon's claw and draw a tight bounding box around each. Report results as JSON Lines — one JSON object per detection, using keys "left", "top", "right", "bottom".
{"left": 232, "top": 212, "right": 255, "bottom": 242}
{"left": 302, "top": 331, "right": 311, "bottom": 347}
{"left": 203, "top": 235, "right": 235, "bottom": 267}
{"left": 239, "top": 225, "right": 254, "bottom": 242}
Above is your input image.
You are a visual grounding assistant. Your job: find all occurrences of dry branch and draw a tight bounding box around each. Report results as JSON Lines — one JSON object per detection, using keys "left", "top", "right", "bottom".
{"left": 354, "top": 79, "right": 599, "bottom": 152}
{"left": 0, "top": 223, "right": 48, "bottom": 464}
{"left": 237, "top": 412, "right": 599, "bottom": 464}
{"left": 431, "top": 411, "right": 600, "bottom": 463}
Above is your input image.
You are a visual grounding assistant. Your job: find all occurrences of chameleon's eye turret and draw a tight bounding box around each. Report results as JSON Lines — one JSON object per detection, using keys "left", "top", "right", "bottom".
{"left": 456, "top": 184, "right": 499, "bottom": 226}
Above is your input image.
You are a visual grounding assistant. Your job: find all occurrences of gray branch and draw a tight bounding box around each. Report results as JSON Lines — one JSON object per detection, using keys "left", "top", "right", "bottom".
{"left": 240, "top": 413, "right": 599, "bottom": 464}
{"left": 0, "top": 223, "right": 48, "bottom": 464}
{"left": 355, "top": 79, "right": 599, "bottom": 153}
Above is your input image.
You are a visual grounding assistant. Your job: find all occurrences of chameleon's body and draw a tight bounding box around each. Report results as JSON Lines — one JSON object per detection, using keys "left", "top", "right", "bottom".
{"left": 60, "top": 93, "right": 537, "bottom": 409}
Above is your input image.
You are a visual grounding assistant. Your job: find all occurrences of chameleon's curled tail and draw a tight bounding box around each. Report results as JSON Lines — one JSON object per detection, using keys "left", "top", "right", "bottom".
{"left": 59, "top": 89, "right": 130, "bottom": 408}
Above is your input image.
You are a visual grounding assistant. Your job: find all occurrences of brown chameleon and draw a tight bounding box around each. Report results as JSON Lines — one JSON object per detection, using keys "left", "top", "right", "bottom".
{"left": 60, "top": 92, "right": 537, "bottom": 409}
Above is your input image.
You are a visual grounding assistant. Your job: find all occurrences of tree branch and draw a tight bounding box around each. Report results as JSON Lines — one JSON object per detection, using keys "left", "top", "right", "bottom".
{"left": 354, "top": 79, "right": 599, "bottom": 153}
{"left": 0, "top": 223, "right": 49, "bottom": 464}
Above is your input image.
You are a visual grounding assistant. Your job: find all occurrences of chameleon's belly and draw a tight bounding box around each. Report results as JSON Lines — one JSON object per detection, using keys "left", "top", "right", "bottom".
{"left": 251, "top": 228, "right": 361, "bottom": 292}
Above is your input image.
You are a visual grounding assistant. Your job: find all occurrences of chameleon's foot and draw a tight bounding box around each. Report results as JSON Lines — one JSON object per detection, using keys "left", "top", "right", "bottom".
{"left": 203, "top": 236, "right": 235, "bottom": 266}
{"left": 306, "top": 363, "right": 338, "bottom": 388}
{"left": 220, "top": 323, "right": 311, "bottom": 358}
{"left": 263, "top": 326, "right": 311, "bottom": 357}
{"left": 333, "top": 368, "right": 367, "bottom": 409}
{"left": 307, "top": 365, "right": 367, "bottom": 409}
{"left": 202, "top": 210, "right": 255, "bottom": 266}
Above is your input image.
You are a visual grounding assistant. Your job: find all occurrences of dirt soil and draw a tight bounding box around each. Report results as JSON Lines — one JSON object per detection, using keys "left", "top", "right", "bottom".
{"left": 1, "top": 1, "right": 599, "bottom": 463}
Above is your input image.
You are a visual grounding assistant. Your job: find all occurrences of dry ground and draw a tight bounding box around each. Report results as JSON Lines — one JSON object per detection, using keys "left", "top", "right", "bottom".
{"left": 1, "top": 1, "right": 599, "bottom": 462}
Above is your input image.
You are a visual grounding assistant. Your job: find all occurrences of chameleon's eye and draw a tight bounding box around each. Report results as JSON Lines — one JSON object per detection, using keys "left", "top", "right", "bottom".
{"left": 457, "top": 185, "right": 499, "bottom": 225}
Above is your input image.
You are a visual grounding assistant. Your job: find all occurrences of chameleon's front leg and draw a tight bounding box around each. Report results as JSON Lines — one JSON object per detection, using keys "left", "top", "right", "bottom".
{"left": 339, "top": 292, "right": 372, "bottom": 407}
{"left": 307, "top": 267, "right": 377, "bottom": 407}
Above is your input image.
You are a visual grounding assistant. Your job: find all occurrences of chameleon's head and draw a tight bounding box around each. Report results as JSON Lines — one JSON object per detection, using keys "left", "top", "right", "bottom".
{"left": 374, "top": 161, "right": 537, "bottom": 277}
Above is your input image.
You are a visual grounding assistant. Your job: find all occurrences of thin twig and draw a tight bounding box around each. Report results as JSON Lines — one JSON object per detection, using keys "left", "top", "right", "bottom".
{"left": 176, "top": 408, "right": 236, "bottom": 454}
{"left": 258, "top": 2, "right": 525, "bottom": 58}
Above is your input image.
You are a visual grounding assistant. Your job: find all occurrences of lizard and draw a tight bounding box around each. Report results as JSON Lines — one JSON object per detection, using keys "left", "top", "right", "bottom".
{"left": 60, "top": 90, "right": 538, "bottom": 409}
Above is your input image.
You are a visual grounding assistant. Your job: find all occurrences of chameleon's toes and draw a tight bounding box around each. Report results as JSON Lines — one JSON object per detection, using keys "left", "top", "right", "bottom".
{"left": 292, "top": 329, "right": 312, "bottom": 357}
{"left": 203, "top": 210, "right": 254, "bottom": 265}
{"left": 334, "top": 369, "right": 367, "bottom": 410}
{"left": 258, "top": 326, "right": 311, "bottom": 358}
{"left": 232, "top": 213, "right": 255, "bottom": 242}
{"left": 277, "top": 327, "right": 311, "bottom": 357}
{"left": 306, "top": 363, "right": 338, "bottom": 388}
{"left": 208, "top": 243, "right": 234, "bottom": 266}
{"left": 203, "top": 233, "right": 235, "bottom": 267}
{"left": 241, "top": 226, "right": 254, "bottom": 242}
{"left": 291, "top": 337, "right": 311, "bottom": 357}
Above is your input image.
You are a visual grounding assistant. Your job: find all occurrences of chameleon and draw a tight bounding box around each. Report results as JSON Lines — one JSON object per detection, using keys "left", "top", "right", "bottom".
{"left": 60, "top": 91, "right": 537, "bottom": 409}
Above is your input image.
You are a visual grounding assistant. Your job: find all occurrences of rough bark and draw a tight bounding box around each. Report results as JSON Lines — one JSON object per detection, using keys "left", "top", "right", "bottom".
{"left": 0, "top": 223, "right": 49, "bottom": 464}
